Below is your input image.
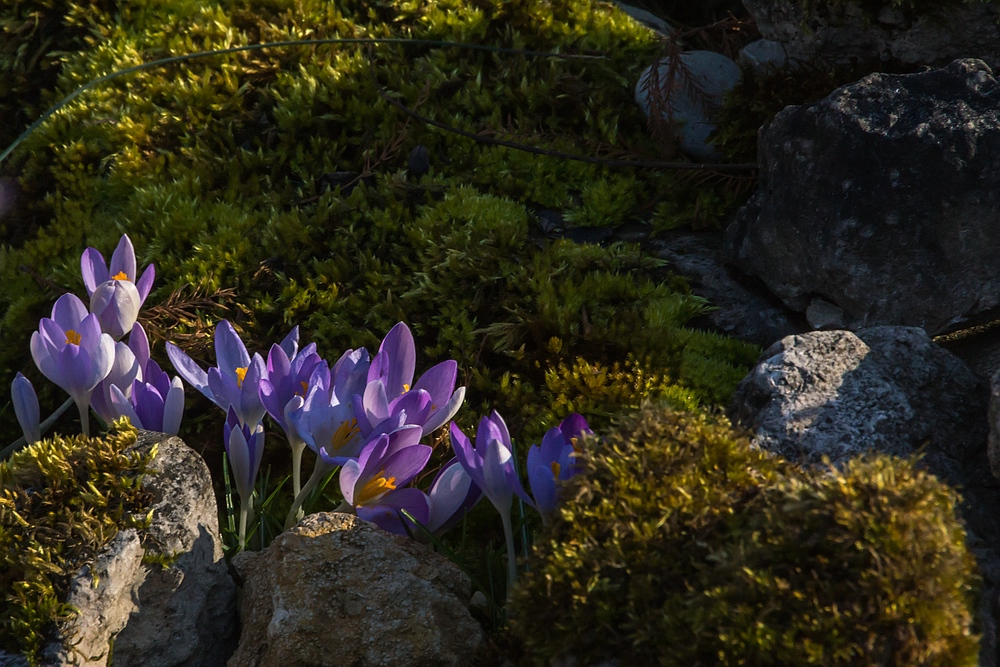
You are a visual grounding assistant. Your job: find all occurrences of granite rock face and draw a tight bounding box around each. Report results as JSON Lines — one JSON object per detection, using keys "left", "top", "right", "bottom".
{"left": 724, "top": 59, "right": 1000, "bottom": 335}
{"left": 110, "top": 431, "right": 238, "bottom": 667}
{"left": 742, "top": 0, "right": 1000, "bottom": 69}
{"left": 228, "top": 512, "right": 486, "bottom": 667}
{"left": 730, "top": 326, "right": 1000, "bottom": 667}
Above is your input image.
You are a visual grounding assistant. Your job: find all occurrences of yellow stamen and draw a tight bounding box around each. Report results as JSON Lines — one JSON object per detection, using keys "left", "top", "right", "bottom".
{"left": 402, "top": 383, "right": 410, "bottom": 394}
{"left": 298, "top": 380, "right": 309, "bottom": 396}
{"left": 356, "top": 472, "right": 397, "bottom": 505}
{"left": 570, "top": 436, "right": 580, "bottom": 451}
{"left": 551, "top": 461, "right": 561, "bottom": 479}
{"left": 112, "top": 271, "right": 129, "bottom": 280}
{"left": 235, "top": 366, "right": 248, "bottom": 388}
{"left": 330, "top": 418, "right": 359, "bottom": 452}
{"left": 65, "top": 329, "right": 81, "bottom": 346}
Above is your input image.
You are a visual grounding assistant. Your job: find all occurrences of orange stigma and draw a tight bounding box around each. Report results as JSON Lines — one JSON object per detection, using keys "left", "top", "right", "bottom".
{"left": 235, "top": 366, "right": 248, "bottom": 388}
{"left": 356, "top": 472, "right": 397, "bottom": 505}
{"left": 65, "top": 329, "right": 82, "bottom": 345}
{"left": 112, "top": 271, "right": 129, "bottom": 280}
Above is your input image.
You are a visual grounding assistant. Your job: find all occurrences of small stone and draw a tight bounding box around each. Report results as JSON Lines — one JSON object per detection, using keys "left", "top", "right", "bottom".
{"left": 635, "top": 51, "right": 742, "bottom": 161}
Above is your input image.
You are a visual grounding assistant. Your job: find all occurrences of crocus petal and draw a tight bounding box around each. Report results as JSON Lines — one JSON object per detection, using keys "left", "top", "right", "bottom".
{"left": 339, "top": 458, "right": 365, "bottom": 506}
{"left": 166, "top": 342, "right": 212, "bottom": 400}
{"left": 30, "top": 331, "right": 61, "bottom": 383}
{"left": 279, "top": 326, "right": 299, "bottom": 360}
{"left": 11, "top": 373, "right": 41, "bottom": 444}
{"left": 411, "top": 360, "right": 457, "bottom": 407}
{"left": 357, "top": 489, "right": 430, "bottom": 535}
{"left": 91, "top": 341, "right": 140, "bottom": 423}
{"left": 420, "top": 386, "right": 466, "bottom": 436}
{"left": 227, "top": 427, "right": 254, "bottom": 501}
{"left": 127, "top": 322, "right": 151, "bottom": 377}
{"left": 163, "top": 377, "right": 185, "bottom": 435}
{"left": 81, "top": 247, "right": 109, "bottom": 296}
{"left": 387, "top": 388, "right": 432, "bottom": 426}
{"left": 135, "top": 264, "right": 155, "bottom": 304}
{"left": 377, "top": 322, "right": 416, "bottom": 397}
{"left": 450, "top": 422, "right": 486, "bottom": 492}
{"left": 51, "top": 293, "right": 88, "bottom": 332}
{"left": 477, "top": 410, "right": 513, "bottom": 457}
{"left": 108, "top": 234, "right": 137, "bottom": 282}
{"left": 215, "top": 320, "right": 251, "bottom": 379}
{"left": 110, "top": 384, "right": 144, "bottom": 429}
{"left": 133, "top": 381, "right": 166, "bottom": 431}
{"left": 90, "top": 280, "right": 142, "bottom": 340}
{"left": 362, "top": 380, "right": 390, "bottom": 429}
{"left": 426, "top": 459, "right": 481, "bottom": 534}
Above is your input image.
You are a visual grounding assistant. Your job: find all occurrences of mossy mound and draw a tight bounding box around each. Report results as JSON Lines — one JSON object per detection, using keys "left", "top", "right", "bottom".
{"left": 0, "top": 0, "right": 759, "bottom": 449}
{"left": 511, "top": 404, "right": 980, "bottom": 666}
{"left": 0, "top": 422, "right": 156, "bottom": 666}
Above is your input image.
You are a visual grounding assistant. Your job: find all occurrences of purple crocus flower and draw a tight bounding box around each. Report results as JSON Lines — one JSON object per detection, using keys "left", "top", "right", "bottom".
{"left": 527, "top": 413, "right": 591, "bottom": 524}
{"left": 340, "top": 424, "right": 432, "bottom": 535}
{"left": 451, "top": 410, "right": 533, "bottom": 591}
{"left": 90, "top": 341, "right": 141, "bottom": 425}
{"left": 30, "top": 294, "right": 115, "bottom": 436}
{"left": 424, "top": 457, "right": 482, "bottom": 535}
{"left": 224, "top": 407, "right": 265, "bottom": 548}
{"left": 353, "top": 322, "right": 465, "bottom": 438}
{"left": 81, "top": 234, "right": 155, "bottom": 304}
{"left": 89, "top": 278, "right": 141, "bottom": 340}
{"left": 167, "top": 320, "right": 266, "bottom": 425}
{"left": 11, "top": 373, "right": 40, "bottom": 444}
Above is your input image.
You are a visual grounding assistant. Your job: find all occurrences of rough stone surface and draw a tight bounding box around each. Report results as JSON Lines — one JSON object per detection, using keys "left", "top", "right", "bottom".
{"left": 986, "top": 366, "right": 1000, "bottom": 482}
{"left": 0, "top": 432, "right": 236, "bottom": 667}
{"left": 723, "top": 59, "right": 1000, "bottom": 335}
{"left": 738, "top": 38, "right": 788, "bottom": 71}
{"left": 742, "top": 0, "right": 1000, "bottom": 69}
{"left": 228, "top": 512, "right": 485, "bottom": 667}
{"left": 647, "top": 230, "right": 809, "bottom": 347}
{"left": 635, "top": 50, "right": 742, "bottom": 161}
{"left": 110, "top": 431, "right": 238, "bottom": 667}
{"left": 729, "top": 326, "right": 1000, "bottom": 667}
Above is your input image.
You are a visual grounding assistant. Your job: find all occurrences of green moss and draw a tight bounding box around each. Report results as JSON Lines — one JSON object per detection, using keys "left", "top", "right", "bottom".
{"left": 0, "top": 421, "right": 156, "bottom": 666}
{"left": 511, "top": 404, "right": 980, "bottom": 666}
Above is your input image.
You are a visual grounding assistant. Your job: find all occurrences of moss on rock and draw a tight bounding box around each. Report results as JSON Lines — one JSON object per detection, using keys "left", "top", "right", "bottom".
{"left": 0, "top": 421, "right": 156, "bottom": 666}
{"left": 511, "top": 404, "right": 981, "bottom": 666}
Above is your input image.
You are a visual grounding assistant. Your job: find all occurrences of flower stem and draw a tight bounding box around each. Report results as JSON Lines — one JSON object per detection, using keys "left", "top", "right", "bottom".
{"left": 0, "top": 397, "right": 74, "bottom": 460}
{"left": 500, "top": 507, "right": 518, "bottom": 600}
{"left": 238, "top": 502, "right": 248, "bottom": 551}
{"left": 290, "top": 438, "right": 306, "bottom": 500}
{"left": 76, "top": 399, "right": 90, "bottom": 438}
{"left": 284, "top": 457, "right": 334, "bottom": 529}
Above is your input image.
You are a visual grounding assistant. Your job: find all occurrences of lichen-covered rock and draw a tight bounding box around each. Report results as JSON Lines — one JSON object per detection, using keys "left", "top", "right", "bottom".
{"left": 729, "top": 326, "right": 1000, "bottom": 667}
{"left": 110, "top": 431, "right": 237, "bottom": 667}
{"left": 228, "top": 512, "right": 484, "bottom": 667}
{"left": 742, "top": 0, "right": 1000, "bottom": 69}
{"left": 511, "top": 404, "right": 982, "bottom": 666}
{"left": 723, "top": 59, "right": 1000, "bottom": 335}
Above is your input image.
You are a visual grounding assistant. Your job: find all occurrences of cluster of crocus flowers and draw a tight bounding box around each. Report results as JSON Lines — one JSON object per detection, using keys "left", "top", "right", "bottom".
{"left": 17, "top": 234, "right": 182, "bottom": 441}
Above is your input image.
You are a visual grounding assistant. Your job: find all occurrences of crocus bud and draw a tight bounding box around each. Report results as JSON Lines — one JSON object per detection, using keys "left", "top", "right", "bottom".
{"left": 11, "top": 373, "right": 40, "bottom": 444}
{"left": 90, "top": 279, "right": 141, "bottom": 340}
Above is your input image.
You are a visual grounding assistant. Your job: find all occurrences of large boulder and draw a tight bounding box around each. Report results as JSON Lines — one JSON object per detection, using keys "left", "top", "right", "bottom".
{"left": 729, "top": 326, "right": 1000, "bottom": 667}
{"left": 723, "top": 59, "right": 1000, "bottom": 335}
{"left": 742, "top": 0, "right": 1000, "bottom": 69}
{"left": 228, "top": 512, "right": 486, "bottom": 667}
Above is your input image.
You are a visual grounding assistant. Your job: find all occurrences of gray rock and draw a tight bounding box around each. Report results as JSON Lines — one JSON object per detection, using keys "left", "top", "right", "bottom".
{"left": 742, "top": 0, "right": 1000, "bottom": 69}
{"left": 228, "top": 512, "right": 485, "bottom": 667}
{"left": 738, "top": 38, "right": 789, "bottom": 72}
{"left": 110, "top": 431, "right": 237, "bottom": 667}
{"left": 729, "top": 326, "right": 1000, "bottom": 667}
{"left": 723, "top": 59, "right": 1000, "bottom": 335}
{"left": 0, "top": 432, "right": 236, "bottom": 667}
{"left": 647, "top": 230, "right": 808, "bottom": 347}
{"left": 635, "top": 50, "right": 743, "bottom": 161}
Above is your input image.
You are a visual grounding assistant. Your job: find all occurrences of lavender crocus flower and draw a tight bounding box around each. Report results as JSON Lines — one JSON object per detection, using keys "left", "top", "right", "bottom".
{"left": 30, "top": 294, "right": 115, "bottom": 436}
{"left": 82, "top": 235, "right": 155, "bottom": 339}
{"left": 11, "top": 373, "right": 40, "bottom": 444}
{"left": 339, "top": 424, "right": 431, "bottom": 535}
{"left": 451, "top": 410, "right": 534, "bottom": 592}
{"left": 90, "top": 341, "right": 141, "bottom": 425}
{"left": 224, "top": 407, "right": 265, "bottom": 548}
{"left": 167, "top": 320, "right": 266, "bottom": 425}
{"left": 258, "top": 328, "right": 322, "bottom": 499}
{"left": 527, "top": 413, "right": 591, "bottom": 524}
{"left": 81, "top": 234, "right": 155, "bottom": 304}
{"left": 353, "top": 322, "right": 465, "bottom": 438}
